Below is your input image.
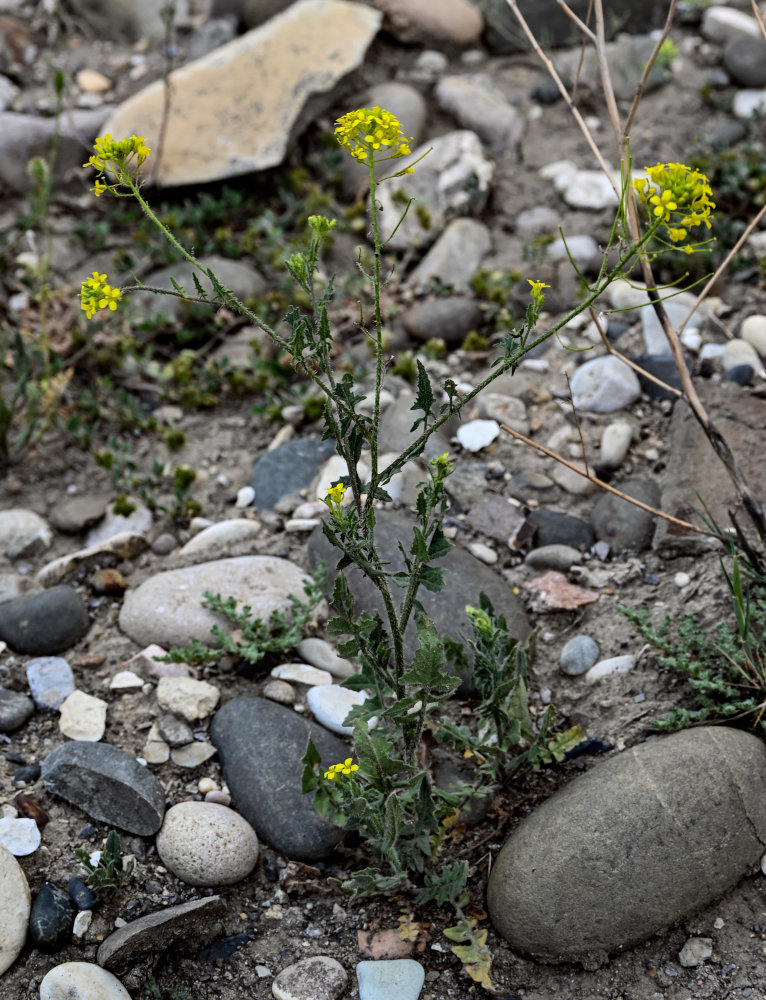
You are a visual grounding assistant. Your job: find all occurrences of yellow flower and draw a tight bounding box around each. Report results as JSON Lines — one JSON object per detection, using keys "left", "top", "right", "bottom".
{"left": 335, "top": 107, "right": 412, "bottom": 165}
{"left": 83, "top": 133, "right": 151, "bottom": 194}
{"left": 528, "top": 279, "right": 550, "bottom": 308}
{"left": 326, "top": 483, "right": 346, "bottom": 505}
{"left": 324, "top": 758, "right": 359, "bottom": 780}
{"left": 633, "top": 162, "right": 715, "bottom": 248}
{"left": 80, "top": 271, "right": 121, "bottom": 320}
{"left": 98, "top": 284, "right": 121, "bottom": 311}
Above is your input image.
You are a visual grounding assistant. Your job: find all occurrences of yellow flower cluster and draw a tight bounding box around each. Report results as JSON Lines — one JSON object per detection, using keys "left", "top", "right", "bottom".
{"left": 83, "top": 134, "right": 151, "bottom": 195}
{"left": 80, "top": 271, "right": 121, "bottom": 320}
{"left": 324, "top": 757, "right": 359, "bottom": 781}
{"left": 321, "top": 482, "right": 347, "bottom": 520}
{"left": 634, "top": 162, "right": 715, "bottom": 248}
{"left": 335, "top": 107, "right": 412, "bottom": 164}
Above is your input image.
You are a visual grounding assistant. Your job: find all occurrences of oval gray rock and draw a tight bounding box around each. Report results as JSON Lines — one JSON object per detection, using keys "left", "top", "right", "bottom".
{"left": 210, "top": 696, "right": 348, "bottom": 860}
{"left": 487, "top": 727, "right": 766, "bottom": 964}
{"left": 42, "top": 742, "right": 165, "bottom": 836}
{"left": 0, "top": 585, "right": 89, "bottom": 655}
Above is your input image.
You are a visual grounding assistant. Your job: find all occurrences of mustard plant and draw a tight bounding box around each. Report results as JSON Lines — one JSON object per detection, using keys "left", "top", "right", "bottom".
{"left": 78, "top": 111, "right": 717, "bottom": 982}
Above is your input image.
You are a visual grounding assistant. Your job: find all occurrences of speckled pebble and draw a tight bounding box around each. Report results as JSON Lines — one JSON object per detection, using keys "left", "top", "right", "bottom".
{"left": 156, "top": 802, "right": 258, "bottom": 887}
{"left": 679, "top": 936, "right": 713, "bottom": 968}
{"left": 272, "top": 955, "right": 348, "bottom": 1000}
{"left": 262, "top": 679, "right": 296, "bottom": 705}
{"left": 26, "top": 657, "right": 75, "bottom": 710}
{"left": 559, "top": 635, "right": 600, "bottom": 676}
{"left": 0, "top": 687, "right": 34, "bottom": 732}
{"left": 39, "top": 961, "right": 131, "bottom": 999}
{"left": 156, "top": 676, "right": 220, "bottom": 721}
{"left": 357, "top": 959, "right": 425, "bottom": 1000}
{"left": 584, "top": 654, "right": 636, "bottom": 683}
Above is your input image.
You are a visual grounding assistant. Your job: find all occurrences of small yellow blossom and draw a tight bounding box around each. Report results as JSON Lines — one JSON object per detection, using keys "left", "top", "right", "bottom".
{"left": 80, "top": 271, "right": 121, "bottom": 320}
{"left": 335, "top": 107, "right": 412, "bottom": 165}
{"left": 83, "top": 133, "right": 151, "bottom": 195}
{"left": 321, "top": 482, "right": 347, "bottom": 520}
{"left": 324, "top": 757, "right": 359, "bottom": 781}
{"left": 528, "top": 279, "right": 550, "bottom": 308}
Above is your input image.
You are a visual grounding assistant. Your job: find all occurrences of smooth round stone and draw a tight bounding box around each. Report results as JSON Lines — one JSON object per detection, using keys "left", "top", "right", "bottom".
{"left": 702, "top": 5, "right": 762, "bottom": 43}
{"left": 296, "top": 638, "right": 355, "bottom": 679}
{"left": 478, "top": 393, "right": 529, "bottom": 434}
{"left": 584, "top": 654, "right": 635, "bottom": 683}
{"left": 487, "top": 727, "right": 766, "bottom": 963}
{"left": 156, "top": 676, "right": 220, "bottom": 721}
{"left": 156, "top": 802, "right": 258, "bottom": 887}
{"left": 178, "top": 519, "right": 261, "bottom": 559}
{"left": 733, "top": 89, "right": 766, "bottom": 119}
{"left": 0, "top": 687, "right": 34, "bottom": 732}
{"left": 68, "top": 876, "right": 99, "bottom": 911}
{"left": 49, "top": 495, "right": 108, "bottom": 535}
{"left": 435, "top": 75, "right": 524, "bottom": 151}
{"left": 570, "top": 356, "right": 641, "bottom": 412}
{"left": 0, "top": 844, "right": 30, "bottom": 974}
{"left": 306, "top": 684, "right": 375, "bottom": 735}
{"left": 599, "top": 421, "right": 633, "bottom": 470}
{"left": 85, "top": 498, "right": 152, "bottom": 546}
{"left": 721, "top": 338, "right": 762, "bottom": 374}
{"left": 547, "top": 233, "right": 600, "bottom": 272}
{"left": 725, "top": 364, "right": 754, "bottom": 386}
{"left": 119, "top": 555, "right": 309, "bottom": 650}
{"left": 559, "top": 635, "right": 599, "bottom": 676}
{"left": 468, "top": 541, "right": 498, "bottom": 564}
{"left": 170, "top": 741, "right": 217, "bottom": 768}
{"left": 59, "top": 690, "right": 108, "bottom": 741}
{"left": 724, "top": 35, "right": 766, "bottom": 87}
{"left": 0, "top": 586, "right": 89, "bottom": 656}
{"left": 26, "top": 657, "right": 75, "bottom": 710}
{"left": 740, "top": 314, "right": 766, "bottom": 359}
{"left": 273, "top": 956, "right": 347, "bottom": 1000}
{"left": 271, "top": 663, "right": 332, "bottom": 686}
{"left": 0, "top": 816, "right": 41, "bottom": 855}
{"left": 40, "top": 961, "right": 131, "bottom": 999}
{"left": 456, "top": 418, "right": 500, "bottom": 452}
{"left": 235, "top": 485, "right": 255, "bottom": 508}
{"left": 261, "top": 679, "right": 296, "bottom": 705}
{"left": 402, "top": 296, "right": 484, "bottom": 345}
{"left": 527, "top": 509, "right": 594, "bottom": 551}
{"left": 30, "top": 881, "right": 76, "bottom": 952}
{"left": 407, "top": 218, "right": 491, "bottom": 293}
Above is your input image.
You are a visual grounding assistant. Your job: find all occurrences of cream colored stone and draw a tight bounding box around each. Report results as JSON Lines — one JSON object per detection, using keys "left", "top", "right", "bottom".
{"left": 141, "top": 723, "right": 170, "bottom": 765}
{"left": 0, "top": 843, "right": 30, "bottom": 974}
{"left": 100, "top": 0, "right": 381, "bottom": 187}
{"left": 76, "top": 69, "right": 113, "bottom": 93}
{"left": 156, "top": 802, "right": 258, "bottom": 887}
{"left": 59, "top": 690, "right": 108, "bottom": 742}
{"left": 156, "top": 676, "right": 220, "bottom": 721}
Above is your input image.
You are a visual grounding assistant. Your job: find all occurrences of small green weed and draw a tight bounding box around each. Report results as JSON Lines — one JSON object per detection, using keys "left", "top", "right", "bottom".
{"left": 75, "top": 829, "right": 133, "bottom": 891}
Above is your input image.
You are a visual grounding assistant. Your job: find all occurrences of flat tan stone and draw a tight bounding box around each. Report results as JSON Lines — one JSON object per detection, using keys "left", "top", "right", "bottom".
{"left": 100, "top": 0, "right": 381, "bottom": 187}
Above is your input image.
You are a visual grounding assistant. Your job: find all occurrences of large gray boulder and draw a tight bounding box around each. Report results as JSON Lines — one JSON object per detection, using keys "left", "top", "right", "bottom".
{"left": 487, "top": 727, "right": 766, "bottom": 965}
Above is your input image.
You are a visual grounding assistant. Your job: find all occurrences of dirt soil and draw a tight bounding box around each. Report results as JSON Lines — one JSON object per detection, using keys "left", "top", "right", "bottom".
{"left": 2, "top": 1, "right": 766, "bottom": 998}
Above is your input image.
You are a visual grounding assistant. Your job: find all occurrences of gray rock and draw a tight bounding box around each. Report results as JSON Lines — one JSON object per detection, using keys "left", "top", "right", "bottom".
{"left": 157, "top": 713, "right": 194, "bottom": 747}
{"left": 250, "top": 434, "right": 336, "bottom": 511}
{"left": 119, "top": 555, "right": 309, "bottom": 649}
{"left": 487, "top": 727, "right": 766, "bottom": 963}
{"left": 527, "top": 508, "right": 594, "bottom": 550}
{"left": 466, "top": 493, "right": 527, "bottom": 545}
{"left": 559, "top": 634, "right": 600, "bottom": 676}
{"left": 0, "top": 688, "right": 34, "bottom": 732}
{"left": 374, "top": 0, "right": 483, "bottom": 47}
{"left": 155, "top": 802, "right": 258, "bottom": 887}
{"left": 49, "top": 495, "right": 108, "bottom": 534}
{"left": 515, "top": 205, "right": 560, "bottom": 239}
{"left": 679, "top": 936, "right": 713, "bottom": 968}
{"left": 131, "top": 256, "right": 266, "bottom": 322}
{"left": 0, "top": 508, "right": 52, "bottom": 558}
{"left": 0, "top": 585, "right": 89, "bottom": 655}
{"left": 632, "top": 354, "right": 687, "bottom": 400}
{"left": 724, "top": 35, "right": 766, "bottom": 87}
{"left": 357, "top": 959, "right": 425, "bottom": 1000}
{"left": 524, "top": 544, "right": 582, "bottom": 572}
{"left": 42, "top": 741, "right": 165, "bottom": 836}
{"left": 0, "top": 107, "right": 110, "bottom": 193}
{"left": 376, "top": 131, "right": 493, "bottom": 251}
{"left": 308, "top": 508, "right": 530, "bottom": 691}
{"left": 0, "top": 572, "right": 43, "bottom": 606}
{"left": 598, "top": 421, "right": 633, "bottom": 470}
{"left": 407, "top": 218, "right": 491, "bottom": 294}
{"left": 378, "top": 389, "right": 457, "bottom": 460}
{"left": 84, "top": 499, "right": 152, "bottom": 547}
{"left": 721, "top": 338, "right": 763, "bottom": 374}
{"left": 210, "top": 696, "right": 347, "bottom": 859}
{"left": 97, "top": 896, "right": 227, "bottom": 971}
{"left": 241, "top": 0, "right": 296, "bottom": 29}
{"left": 64, "top": 0, "right": 167, "bottom": 41}
{"left": 435, "top": 74, "right": 524, "bottom": 151}
{"left": 402, "top": 297, "right": 483, "bottom": 345}
{"left": 570, "top": 356, "right": 641, "bottom": 413}
{"left": 590, "top": 478, "right": 660, "bottom": 552}
{"left": 26, "top": 657, "right": 75, "bottom": 710}
{"left": 547, "top": 234, "right": 600, "bottom": 273}
{"left": 39, "top": 963, "right": 131, "bottom": 1000}
{"left": 702, "top": 5, "right": 762, "bottom": 43}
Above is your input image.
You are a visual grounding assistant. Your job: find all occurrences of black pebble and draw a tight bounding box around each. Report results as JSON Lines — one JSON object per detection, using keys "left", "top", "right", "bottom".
{"left": 725, "top": 364, "right": 754, "bottom": 386}
{"left": 200, "top": 932, "right": 251, "bottom": 964}
{"left": 262, "top": 853, "right": 279, "bottom": 883}
{"left": 13, "top": 763, "right": 41, "bottom": 784}
{"left": 29, "top": 881, "right": 76, "bottom": 952}
{"left": 68, "top": 875, "right": 99, "bottom": 911}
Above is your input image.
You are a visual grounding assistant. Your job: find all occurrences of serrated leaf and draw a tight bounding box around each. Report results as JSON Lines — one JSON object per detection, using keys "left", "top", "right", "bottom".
{"left": 449, "top": 935, "right": 494, "bottom": 991}
{"left": 410, "top": 526, "right": 430, "bottom": 563}
{"left": 170, "top": 276, "right": 186, "bottom": 296}
{"left": 192, "top": 272, "right": 208, "bottom": 299}
{"left": 410, "top": 359, "right": 435, "bottom": 432}
{"left": 419, "top": 564, "right": 445, "bottom": 593}
{"left": 428, "top": 526, "right": 453, "bottom": 560}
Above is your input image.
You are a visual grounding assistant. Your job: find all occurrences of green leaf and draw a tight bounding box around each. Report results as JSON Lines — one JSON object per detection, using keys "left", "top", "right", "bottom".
{"left": 192, "top": 272, "right": 207, "bottom": 299}
{"left": 428, "top": 526, "right": 453, "bottom": 560}
{"left": 410, "top": 359, "right": 435, "bottom": 433}
{"left": 410, "top": 527, "right": 430, "bottom": 563}
{"left": 419, "top": 564, "right": 445, "bottom": 593}
{"left": 170, "top": 276, "right": 186, "bottom": 297}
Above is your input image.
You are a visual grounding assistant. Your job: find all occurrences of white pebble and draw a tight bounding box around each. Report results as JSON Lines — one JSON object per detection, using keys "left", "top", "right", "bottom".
{"left": 584, "top": 655, "right": 636, "bottom": 683}
{"left": 72, "top": 910, "right": 92, "bottom": 939}
{"left": 680, "top": 327, "right": 702, "bottom": 354}
{"left": 456, "top": 419, "right": 500, "bottom": 452}
{"left": 40, "top": 962, "right": 131, "bottom": 999}
{"left": 271, "top": 663, "right": 333, "bottom": 686}
{"left": 674, "top": 572, "right": 690, "bottom": 588}
{"left": 306, "top": 684, "right": 377, "bottom": 735}
{"left": 109, "top": 670, "right": 144, "bottom": 690}
{"left": 197, "top": 777, "right": 218, "bottom": 795}
{"left": 468, "top": 541, "right": 498, "bottom": 564}
{"left": 0, "top": 817, "right": 40, "bottom": 856}
{"left": 296, "top": 637, "right": 355, "bottom": 679}
{"left": 285, "top": 518, "right": 321, "bottom": 532}
{"left": 59, "top": 690, "right": 108, "bottom": 742}
{"left": 235, "top": 485, "right": 255, "bottom": 508}
{"left": 205, "top": 790, "right": 231, "bottom": 806}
